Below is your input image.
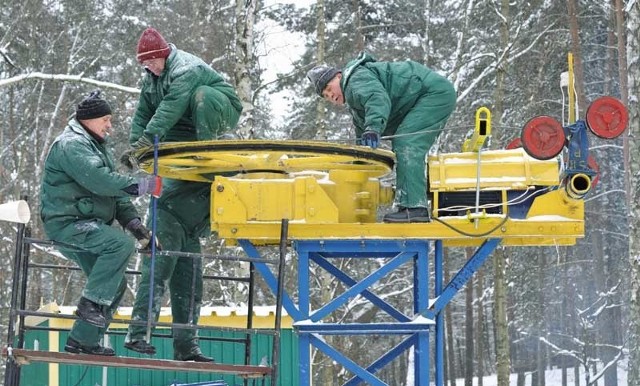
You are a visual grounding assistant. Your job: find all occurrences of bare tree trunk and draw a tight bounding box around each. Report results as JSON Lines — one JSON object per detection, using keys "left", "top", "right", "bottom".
{"left": 352, "top": 0, "right": 364, "bottom": 52}
{"left": 494, "top": 249, "right": 511, "bottom": 386}
{"left": 449, "top": 0, "right": 474, "bottom": 86}
{"left": 613, "top": 0, "right": 630, "bottom": 210}
{"left": 445, "top": 249, "right": 457, "bottom": 386}
{"left": 566, "top": 0, "right": 588, "bottom": 114}
{"left": 476, "top": 269, "right": 485, "bottom": 386}
{"left": 594, "top": 229, "right": 619, "bottom": 386}
{"left": 493, "top": 0, "right": 510, "bottom": 137}
{"left": 626, "top": 1, "right": 640, "bottom": 384}
{"left": 422, "top": 0, "right": 433, "bottom": 64}
{"left": 536, "top": 254, "right": 546, "bottom": 386}
{"left": 493, "top": 2, "right": 511, "bottom": 385}
{"left": 465, "top": 250, "right": 474, "bottom": 386}
{"left": 234, "top": 0, "right": 256, "bottom": 139}
{"left": 561, "top": 251, "right": 568, "bottom": 386}
{"left": 314, "top": 0, "right": 327, "bottom": 140}
{"left": 604, "top": 0, "right": 616, "bottom": 96}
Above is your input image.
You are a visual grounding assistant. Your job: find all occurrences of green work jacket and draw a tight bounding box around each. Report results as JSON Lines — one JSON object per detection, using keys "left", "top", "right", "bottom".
{"left": 341, "top": 51, "right": 449, "bottom": 137}
{"left": 130, "top": 44, "right": 242, "bottom": 144}
{"left": 40, "top": 119, "right": 138, "bottom": 237}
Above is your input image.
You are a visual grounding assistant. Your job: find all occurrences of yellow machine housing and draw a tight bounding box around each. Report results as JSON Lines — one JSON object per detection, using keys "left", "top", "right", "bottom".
{"left": 211, "top": 170, "right": 393, "bottom": 225}
{"left": 429, "top": 147, "right": 562, "bottom": 218}
{"left": 135, "top": 140, "right": 585, "bottom": 247}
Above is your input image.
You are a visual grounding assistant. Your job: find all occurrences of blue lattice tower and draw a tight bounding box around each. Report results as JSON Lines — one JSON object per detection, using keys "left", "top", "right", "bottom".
{"left": 241, "top": 238, "right": 502, "bottom": 386}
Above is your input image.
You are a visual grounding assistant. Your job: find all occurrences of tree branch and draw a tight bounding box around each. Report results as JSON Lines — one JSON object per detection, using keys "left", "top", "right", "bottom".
{"left": 0, "top": 72, "right": 140, "bottom": 94}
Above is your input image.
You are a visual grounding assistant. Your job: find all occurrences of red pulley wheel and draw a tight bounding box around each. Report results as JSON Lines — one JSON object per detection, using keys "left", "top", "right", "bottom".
{"left": 521, "top": 116, "right": 566, "bottom": 160}
{"left": 586, "top": 96, "right": 628, "bottom": 139}
{"left": 505, "top": 137, "right": 522, "bottom": 149}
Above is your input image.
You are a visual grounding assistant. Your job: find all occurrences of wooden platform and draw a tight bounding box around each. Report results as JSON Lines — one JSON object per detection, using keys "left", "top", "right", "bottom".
{"left": 3, "top": 347, "right": 271, "bottom": 378}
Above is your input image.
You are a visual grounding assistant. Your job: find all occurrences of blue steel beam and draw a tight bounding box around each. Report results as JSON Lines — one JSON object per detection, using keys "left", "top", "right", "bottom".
{"left": 413, "top": 239, "right": 430, "bottom": 386}
{"left": 344, "top": 334, "right": 418, "bottom": 386}
{"left": 310, "top": 252, "right": 414, "bottom": 322}
{"left": 293, "top": 240, "right": 432, "bottom": 386}
{"left": 425, "top": 238, "right": 501, "bottom": 319}
{"left": 310, "top": 334, "right": 387, "bottom": 386}
{"left": 310, "top": 253, "right": 410, "bottom": 322}
{"left": 295, "top": 239, "right": 430, "bottom": 256}
{"left": 238, "top": 239, "right": 302, "bottom": 320}
{"left": 294, "top": 322, "right": 434, "bottom": 334}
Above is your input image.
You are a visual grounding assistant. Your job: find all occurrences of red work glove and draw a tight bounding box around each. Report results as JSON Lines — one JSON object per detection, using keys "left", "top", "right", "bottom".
{"left": 137, "top": 175, "right": 162, "bottom": 198}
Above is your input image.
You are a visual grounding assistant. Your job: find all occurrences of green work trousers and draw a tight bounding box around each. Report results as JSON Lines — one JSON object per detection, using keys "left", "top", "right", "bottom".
{"left": 55, "top": 220, "right": 134, "bottom": 347}
{"left": 392, "top": 78, "right": 456, "bottom": 208}
{"left": 127, "top": 180, "right": 210, "bottom": 357}
{"left": 191, "top": 85, "right": 241, "bottom": 140}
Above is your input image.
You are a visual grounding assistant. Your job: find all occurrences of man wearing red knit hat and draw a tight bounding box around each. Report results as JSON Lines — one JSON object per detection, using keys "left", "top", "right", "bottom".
{"left": 124, "top": 27, "right": 242, "bottom": 363}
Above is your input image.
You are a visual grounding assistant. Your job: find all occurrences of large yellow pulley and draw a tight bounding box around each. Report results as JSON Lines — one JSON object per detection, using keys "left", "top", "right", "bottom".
{"left": 133, "top": 140, "right": 396, "bottom": 231}
{"left": 134, "top": 140, "right": 395, "bottom": 182}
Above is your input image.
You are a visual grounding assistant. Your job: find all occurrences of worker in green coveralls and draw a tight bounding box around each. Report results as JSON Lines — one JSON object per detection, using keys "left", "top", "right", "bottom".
{"left": 40, "top": 90, "right": 161, "bottom": 356}
{"left": 123, "top": 27, "right": 242, "bottom": 362}
{"left": 307, "top": 52, "right": 456, "bottom": 223}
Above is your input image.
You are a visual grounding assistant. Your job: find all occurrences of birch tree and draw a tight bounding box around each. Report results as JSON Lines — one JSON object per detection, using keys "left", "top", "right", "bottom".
{"left": 235, "top": 0, "right": 257, "bottom": 139}
{"left": 313, "top": 0, "right": 328, "bottom": 140}
{"left": 626, "top": 0, "right": 640, "bottom": 383}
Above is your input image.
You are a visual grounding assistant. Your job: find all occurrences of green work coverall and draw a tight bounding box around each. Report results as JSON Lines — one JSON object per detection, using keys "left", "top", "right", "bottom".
{"left": 127, "top": 44, "right": 242, "bottom": 358}
{"left": 40, "top": 119, "right": 139, "bottom": 348}
{"left": 341, "top": 52, "right": 457, "bottom": 208}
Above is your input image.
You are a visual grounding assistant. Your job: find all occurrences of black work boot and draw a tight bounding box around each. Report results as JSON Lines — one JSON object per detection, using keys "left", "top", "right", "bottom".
{"left": 64, "top": 337, "right": 115, "bottom": 356}
{"left": 175, "top": 348, "right": 215, "bottom": 362}
{"left": 383, "top": 207, "right": 431, "bottom": 223}
{"left": 75, "top": 297, "right": 107, "bottom": 328}
{"left": 124, "top": 340, "right": 157, "bottom": 355}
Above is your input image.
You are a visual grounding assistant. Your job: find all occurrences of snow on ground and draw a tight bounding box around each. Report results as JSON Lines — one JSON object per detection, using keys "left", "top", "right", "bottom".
{"left": 447, "top": 362, "right": 627, "bottom": 386}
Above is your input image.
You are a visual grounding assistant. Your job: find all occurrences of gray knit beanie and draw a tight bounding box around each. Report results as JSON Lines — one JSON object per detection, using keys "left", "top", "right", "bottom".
{"left": 306, "top": 65, "right": 340, "bottom": 96}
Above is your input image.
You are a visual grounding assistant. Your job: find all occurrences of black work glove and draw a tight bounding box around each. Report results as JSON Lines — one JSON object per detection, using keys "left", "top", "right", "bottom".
{"left": 361, "top": 130, "right": 380, "bottom": 149}
{"left": 125, "top": 218, "right": 162, "bottom": 251}
{"left": 132, "top": 135, "right": 154, "bottom": 149}
{"left": 120, "top": 148, "right": 138, "bottom": 170}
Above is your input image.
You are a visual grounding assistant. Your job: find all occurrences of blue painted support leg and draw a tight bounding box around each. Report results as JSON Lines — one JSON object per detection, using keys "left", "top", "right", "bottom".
{"left": 299, "top": 333, "right": 312, "bottom": 386}
{"left": 426, "top": 238, "right": 501, "bottom": 317}
{"left": 292, "top": 240, "right": 433, "bottom": 386}
{"left": 237, "top": 239, "right": 302, "bottom": 320}
{"left": 298, "top": 240, "right": 311, "bottom": 386}
{"left": 414, "top": 241, "right": 430, "bottom": 385}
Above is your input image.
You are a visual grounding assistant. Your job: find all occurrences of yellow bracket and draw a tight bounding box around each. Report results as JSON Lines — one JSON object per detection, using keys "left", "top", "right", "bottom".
{"left": 466, "top": 209, "right": 487, "bottom": 222}
{"left": 462, "top": 107, "right": 491, "bottom": 152}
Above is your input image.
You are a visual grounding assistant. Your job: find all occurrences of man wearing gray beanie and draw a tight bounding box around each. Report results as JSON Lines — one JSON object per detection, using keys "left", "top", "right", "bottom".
{"left": 307, "top": 52, "right": 457, "bottom": 223}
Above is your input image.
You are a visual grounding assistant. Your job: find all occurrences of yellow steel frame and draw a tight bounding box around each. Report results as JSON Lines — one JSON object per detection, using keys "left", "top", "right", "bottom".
{"left": 137, "top": 140, "right": 585, "bottom": 247}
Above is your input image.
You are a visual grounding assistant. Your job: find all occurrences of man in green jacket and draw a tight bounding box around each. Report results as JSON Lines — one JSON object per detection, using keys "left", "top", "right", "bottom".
{"left": 307, "top": 52, "right": 456, "bottom": 223}
{"left": 40, "top": 90, "right": 161, "bottom": 356}
{"left": 124, "top": 27, "right": 243, "bottom": 362}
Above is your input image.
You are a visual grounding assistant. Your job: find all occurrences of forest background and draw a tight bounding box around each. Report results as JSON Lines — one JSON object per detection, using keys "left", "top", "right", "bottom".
{"left": 1, "top": 0, "right": 640, "bottom": 385}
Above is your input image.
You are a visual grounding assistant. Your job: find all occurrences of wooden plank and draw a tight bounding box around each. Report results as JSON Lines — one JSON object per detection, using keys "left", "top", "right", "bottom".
{"left": 3, "top": 348, "right": 271, "bottom": 378}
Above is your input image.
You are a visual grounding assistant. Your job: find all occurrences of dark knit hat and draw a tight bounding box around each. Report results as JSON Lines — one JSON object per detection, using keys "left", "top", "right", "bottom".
{"left": 136, "top": 27, "right": 171, "bottom": 63}
{"left": 307, "top": 65, "right": 340, "bottom": 96}
{"left": 76, "top": 90, "right": 112, "bottom": 120}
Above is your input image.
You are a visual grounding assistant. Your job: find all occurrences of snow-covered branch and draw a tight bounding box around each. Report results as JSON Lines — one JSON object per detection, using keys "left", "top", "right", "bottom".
{"left": 0, "top": 72, "right": 139, "bottom": 94}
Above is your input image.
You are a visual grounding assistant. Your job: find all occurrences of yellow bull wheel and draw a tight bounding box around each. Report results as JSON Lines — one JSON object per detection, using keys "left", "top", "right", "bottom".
{"left": 134, "top": 140, "right": 396, "bottom": 182}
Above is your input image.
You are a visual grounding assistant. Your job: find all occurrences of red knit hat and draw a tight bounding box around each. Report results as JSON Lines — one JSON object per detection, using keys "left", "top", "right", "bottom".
{"left": 136, "top": 28, "right": 171, "bottom": 63}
